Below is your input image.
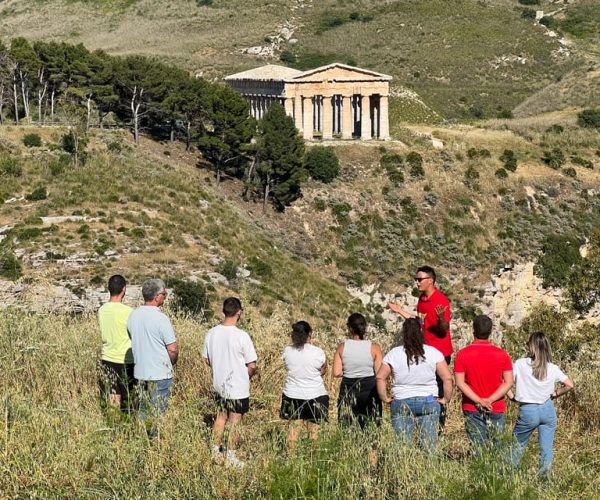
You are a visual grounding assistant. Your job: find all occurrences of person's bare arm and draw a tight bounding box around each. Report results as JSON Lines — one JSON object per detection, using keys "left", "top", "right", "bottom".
{"left": 388, "top": 302, "right": 413, "bottom": 319}
{"left": 551, "top": 378, "right": 574, "bottom": 399}
{"left": 455, "top": 372, "right": 490, "bottom": 410}
{"left": 481, "top": 370, "right": 514, "bottom": 408}
{"left": 332, "top": 344, "right": 344, "bottom": 378}
{"left": 375, "top": 363, "right": 393, "bottom": 404}
{"left": 435, "top": 305, "right": 450, "bottom": 336}
{"left": 320, "top": 360, "right": 328, "bottom": 376}
{"left": 166, "top": 342, "right": 179, "bottom": 365}
{"left": 372, "top": 343, "right": 383, "bottom": 375}
{"left": 435, "top": 360, "right": 453, "bottom": 404}
{"left": 247, "top": 361, "right": 257, "bottom": 379}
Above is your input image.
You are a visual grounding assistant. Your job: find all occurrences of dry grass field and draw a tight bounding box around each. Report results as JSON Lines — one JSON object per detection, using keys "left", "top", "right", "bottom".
{"left": 1, "top": 308, "right": 599, "bottom": 497}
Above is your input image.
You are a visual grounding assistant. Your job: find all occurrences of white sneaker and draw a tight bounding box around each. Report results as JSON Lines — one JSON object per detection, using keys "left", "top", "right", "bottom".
{"left": 226, "top": 450, "right": 245, "bottom": 469}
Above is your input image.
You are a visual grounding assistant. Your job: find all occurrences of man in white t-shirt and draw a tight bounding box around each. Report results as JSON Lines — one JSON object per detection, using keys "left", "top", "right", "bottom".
{"left": 203, "top": 297, "right": 257, "bottom": 468}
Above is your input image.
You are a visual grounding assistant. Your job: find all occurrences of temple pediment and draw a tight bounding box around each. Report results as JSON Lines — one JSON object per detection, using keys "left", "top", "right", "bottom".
{"left": 291, "top": 64, "right": 392, "bottom": 82}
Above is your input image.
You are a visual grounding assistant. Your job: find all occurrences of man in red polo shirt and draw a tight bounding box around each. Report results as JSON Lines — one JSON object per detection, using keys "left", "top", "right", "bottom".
{"left": 454, "top": 315, "right": 513, "bottom": 451}
{"left": 388, "top": 265, "right": 452, "bottom": 429}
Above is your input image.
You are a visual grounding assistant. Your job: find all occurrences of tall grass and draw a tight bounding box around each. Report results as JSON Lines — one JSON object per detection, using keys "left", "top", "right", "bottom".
{"left": 1, "top": 309, "right": 599, "bottom": 497}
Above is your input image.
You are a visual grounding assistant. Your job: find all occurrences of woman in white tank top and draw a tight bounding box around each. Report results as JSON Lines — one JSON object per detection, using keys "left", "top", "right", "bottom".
{"left": 333, "top": 313, "right": 383, "bottom": 428}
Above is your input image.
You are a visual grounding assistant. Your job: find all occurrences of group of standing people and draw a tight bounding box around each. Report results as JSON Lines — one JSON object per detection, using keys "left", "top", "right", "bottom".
{"left": 97, "top": 267, "right": 574, "bottom": 476}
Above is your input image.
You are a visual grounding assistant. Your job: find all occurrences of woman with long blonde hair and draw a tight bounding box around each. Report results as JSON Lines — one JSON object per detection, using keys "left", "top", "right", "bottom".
{"left": 510, "top": 332, "right": 574, "bottom": 478}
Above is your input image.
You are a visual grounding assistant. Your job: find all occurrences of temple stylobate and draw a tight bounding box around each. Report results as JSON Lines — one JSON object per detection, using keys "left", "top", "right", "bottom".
{"left": 224, "top": 63, "right": 392, "bottom": 140}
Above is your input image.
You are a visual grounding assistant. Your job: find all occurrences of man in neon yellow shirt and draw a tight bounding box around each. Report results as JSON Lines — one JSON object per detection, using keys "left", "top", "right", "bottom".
{"left": 98, "top": 274, "right": 135, "bottom": 411}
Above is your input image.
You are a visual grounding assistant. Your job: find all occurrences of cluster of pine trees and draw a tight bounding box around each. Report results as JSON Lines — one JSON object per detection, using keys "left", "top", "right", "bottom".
{"left": 0, "top": 38, "right": 329, "bottom": 210}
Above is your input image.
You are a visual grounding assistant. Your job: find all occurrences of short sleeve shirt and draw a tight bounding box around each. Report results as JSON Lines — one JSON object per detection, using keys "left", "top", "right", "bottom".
{"left": 282, "top": 344, "right": 328, "bottom": 400}
{"left": 417, "top": 289, "right": 453, "bottom": 356}
{"left": 383, "top": 345, "right": 444, "bottom": 399}
{"left": 128, "top": 306, "right": 177, "bottom": 381}
{"left": 98, "top": 302, "right": 133, "bottom": 364}
{"left": 514, "top": 358, "right": 568, "bottom": 404}
{"left": 203, "top": 324, "right": 257, "bottom": 400}
{"left": 454, "top": 340, "right": 512, "bottom": 413}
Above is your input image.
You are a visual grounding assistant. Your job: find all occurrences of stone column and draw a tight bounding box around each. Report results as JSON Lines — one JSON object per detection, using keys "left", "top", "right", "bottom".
{"left": 322, "top": 96, "right": 333, "bottom": 140}
{"left": 284, "top": 97, "right": 294, "bottom": 119}
{"left": 361, "top": 94, "right": 372, "bottom": 140}
{"left": 379, "top": 95, "right": 390, "bottom": 140}
{"left": 294, "top": 96, "right": 303, "bottom": 133}
{"left": 303, "top": 96, "right": 313, "bottom": 140}
{"left": 342, "top": 96, "right": 353, "bottom": 139}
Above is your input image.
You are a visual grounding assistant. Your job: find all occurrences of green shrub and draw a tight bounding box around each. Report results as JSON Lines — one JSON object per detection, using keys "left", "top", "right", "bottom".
{"left": 314, "top": 198, "right": 327, "bottom": 212}
{"left": 279, "top": 50, "right": 296, "bottom": 65}
{"left": 406, "top": 152, "right": 424, "bottom": 178}
{"left": 0, "top": 158, "right": 22, "bottom": 177}
{"left": 196, "top": 0, "right": 213, "bottom": 6}
{"left": 218, "top": 259, "right": 239, "bottom": 281}
{"left": 16, "top": 227, "right": 43, "bottom": 240}
{"left": 0, "top": 249, "right": 22, "bottom": 280}
{"left": 304, "top": 146, "right": 340, "bottom": 183}
{"left": 464, "top": 166, "right": 479, "bottom": 187}
{"left": 521, "top": 8, "right": 536, "bottom": 19}
{"left": 518, "top": 0, "right": 540, "bottom": 5}
{"left": 469, "top": 106, "right": 484, "bottom": 119}
{"left": 169, "top": 278, "right": 213, "bottom": 319}
{"left": 542, "top": 148, "right": 566, "bottom": 169}
{"left": 49, "top": 155, "right": 70, "bottom": 176}
{"left": 500, "top": 149, "right": 517, "bottom": 172}
{"left": 107, "top": 141, "right": 123, "bottom": 153}
{"left": 130, "top": 227, "right": 146, "bottom": 238}
{"left": 495, "top": 168, "right": 508, "bottom": 179}
{"left": 25, "top": 186, "right": 47, "bottom": 201}
{"left": 380, "top": 152, "right": 403, "bottom": 169}
{"left": 331, "top": 202, "right": 352, "bottom": 224}
{"left": 318, "top": 12, "right": 348, "bottom": 31}
{"left": 577, "top": 109, "right": 600, "bottom": 129}
{"left": 23, "top": 133, "right": 42, "bottom": 148}
{"left": 534, "top": 233, "right": 583, "bottom": 288}
{"left": 571, "top": 156, "right": 593, "bottom": 169}
{"left": 387, "top": 169, "right": 405, "bottom": 185}
{"left": 563, "top": 167, "right": 577, "bottom": 178}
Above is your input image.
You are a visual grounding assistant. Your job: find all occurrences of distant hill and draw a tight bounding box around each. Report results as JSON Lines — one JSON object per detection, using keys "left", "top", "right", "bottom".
{"left": 0, "top": 0, "right": 598, "bottom": 121}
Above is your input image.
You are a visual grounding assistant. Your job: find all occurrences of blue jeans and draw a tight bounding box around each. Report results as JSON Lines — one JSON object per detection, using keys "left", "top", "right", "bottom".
{"left": 463, "top": 410, "right": 505, "bottom": 450}
{"left": 391, "top": 397, "right": 440, "bottom": 452}
{"left": 511, "top": 400, "right": 557, "bottom": 477}
{"left": 139, "top": 378, "right": 173, "bottom": 421}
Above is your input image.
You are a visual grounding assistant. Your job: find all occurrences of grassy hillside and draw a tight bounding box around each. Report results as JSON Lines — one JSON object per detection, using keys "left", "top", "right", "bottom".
{"left": 0, "top": 0, "right": 596, "bottom": 119}
{"left": 0, "top": 125, "right": 356, "bottom": 324}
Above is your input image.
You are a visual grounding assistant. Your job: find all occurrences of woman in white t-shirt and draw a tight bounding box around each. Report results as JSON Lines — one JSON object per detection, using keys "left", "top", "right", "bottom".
{"left": 280, "top": 321, "right": 329, "bottom": 450}
{"left": 376, "top": 318, "right": 452, "bottom": 452}
{"left": 509, "top": 332, "right": 574, "bottom": 478}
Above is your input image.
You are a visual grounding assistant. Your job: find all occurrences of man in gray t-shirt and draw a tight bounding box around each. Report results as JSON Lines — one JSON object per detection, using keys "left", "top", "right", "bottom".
{"left": 128, "top": 279, "right": 178, "bottom": 430}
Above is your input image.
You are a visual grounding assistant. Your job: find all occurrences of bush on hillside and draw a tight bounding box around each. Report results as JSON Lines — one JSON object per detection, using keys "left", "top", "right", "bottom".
{"left": 25, "top": 185, "right": 47, "bottom": 201}
{"left": 169, "top": 278, "right": 213, "bottom": 319}
{"left": 463, "top": 166, "right": 479, "bottom": 189}
{"left": 563, "top": 167, "right": 577, "bottom": 178}
{"left": 280, "top": 50, "right": 297, "bottom": 65}
{"left": 542, "top": 148, "right": 566, "bottom": 169}
{"left": 406, "top": 152, "right": 424, "bottom": 178}
{"left": 303, "top": 146, "right": 340, "bottom": 183}
{"left": 23, "top": 133, "right": 42, "bottom": 148}
{"left": 534, "top": 233, "right": 584, "bottom": 288}
{"left": 495, "top": 168, "right": 508, "bottom": 179}
{"left": 0, "top": 248, "right": 22, "bottom": 280}
{"left": 546, "top": 124, "right": 564, "bottom": 134}
{"left": 571, "top": 156, "right": 593, "bottom": 169}
{"left": 521, "top": 8, "right": 536, "bottom": 19}
{"left": 0, "top": 158, "right": 22, "bottom": 177}
{"left": 518, "top": 0, "right": 540, "bottom": 5}
{"left": 500, "top": 149, "right": 517, "bottom": 172}
{"left": 577, "top": 109, "right": 600, "bottom": 129}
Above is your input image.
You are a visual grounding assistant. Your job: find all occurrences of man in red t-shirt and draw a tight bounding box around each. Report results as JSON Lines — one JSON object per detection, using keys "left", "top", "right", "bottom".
{"left": 388, "top": 265, "right": 452, "bottom": 429}
{"left": 454, "top": 315, "right": 513, "bottom": 450}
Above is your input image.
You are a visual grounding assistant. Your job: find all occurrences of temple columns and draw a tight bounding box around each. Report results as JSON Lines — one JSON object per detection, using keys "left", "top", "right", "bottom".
{"left": 342, "top": 96, "right": 353, "bottom": 139}
{"left": 322, "top": 95, "right": 333, "bottom": 140}
{"left": 361, "top": 95, "right": 372, "bottom": 140}
{"left": 303, "top": 96, "right": 313, "bottom": 140}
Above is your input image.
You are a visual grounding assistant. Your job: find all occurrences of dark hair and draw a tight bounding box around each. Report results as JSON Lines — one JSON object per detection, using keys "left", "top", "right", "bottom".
{"left": 416, "top": 265, "right": 436, "bottom": 282}
{"left": 473, "top": 315, "right": 493, "bottom": 339}
{"left": 107, "top": 274, "right": 126, "bottom": 296}
{"left": 291, "top": 320, "right": 312, "bottom": 349}
{"left": 223, "top": 297, "right": 242, "bottom": 317}
{"left": 403, "top": 318, "right": 425, "bottom": 367}
{"left": 347, "top": 313, "right": 367, "bottom": 339}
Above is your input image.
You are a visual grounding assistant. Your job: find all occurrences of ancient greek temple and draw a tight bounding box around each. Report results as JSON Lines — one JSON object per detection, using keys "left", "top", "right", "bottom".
{"left": 224, "top": 63, "right": 391, "bottom": 140}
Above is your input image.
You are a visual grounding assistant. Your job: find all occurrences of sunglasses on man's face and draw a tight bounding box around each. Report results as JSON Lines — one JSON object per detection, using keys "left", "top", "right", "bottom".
{"left": 414, "top": 277, "right": 431, "bottom": 283}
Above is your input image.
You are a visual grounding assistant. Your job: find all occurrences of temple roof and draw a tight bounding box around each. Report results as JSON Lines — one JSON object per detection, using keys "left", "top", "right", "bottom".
{"left": 224, "top": 63, "right": 392, "bottom": 82}
{"left": 224, "top": 64, "right": 303, "bottom": 81}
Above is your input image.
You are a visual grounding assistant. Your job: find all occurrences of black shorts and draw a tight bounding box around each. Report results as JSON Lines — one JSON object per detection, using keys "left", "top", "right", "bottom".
{"left": 280, "top": 394, "right": 329, "bottom": 423}
{"left": 214, "top": 393, "right": 250, "bottom": 415}
{"left": 98, "top": 360, "right": 136, "bottom": 410}
{"left": 338, "top": 376, "right": 382, "bottom": 428}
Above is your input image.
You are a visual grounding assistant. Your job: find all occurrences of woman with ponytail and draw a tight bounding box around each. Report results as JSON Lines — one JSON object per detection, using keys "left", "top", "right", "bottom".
{"left": 376, "top": 318, "right": 452, "bottom": 452}
{"left": 510, "top": 332, "right": 574, "bottom": 478}
{"left": 333, "top": 313, "right": 383, "bottom": 428}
